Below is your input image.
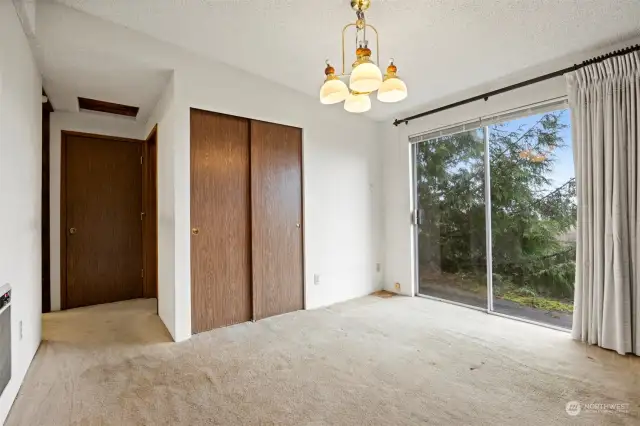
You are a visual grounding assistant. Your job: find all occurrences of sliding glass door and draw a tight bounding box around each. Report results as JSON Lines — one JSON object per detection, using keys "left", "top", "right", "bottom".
{"left": 488, "top": 110, "right": 575, "bottom": 328}
{"left": 413, "top": 104, "right": 576, "bottom": 329}
{"left": 414, "top": 128, "right": 487, "bottom": 309}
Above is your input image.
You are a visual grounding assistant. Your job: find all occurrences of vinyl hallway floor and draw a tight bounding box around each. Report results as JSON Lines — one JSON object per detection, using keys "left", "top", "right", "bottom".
{"left": 6, "top": 296, "right": 640, "bottom": 425}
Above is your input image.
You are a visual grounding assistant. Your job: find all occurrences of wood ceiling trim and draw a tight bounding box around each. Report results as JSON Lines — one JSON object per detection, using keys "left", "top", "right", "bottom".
{"left": 78, "top": 97, "right": 139, "bottom": 118}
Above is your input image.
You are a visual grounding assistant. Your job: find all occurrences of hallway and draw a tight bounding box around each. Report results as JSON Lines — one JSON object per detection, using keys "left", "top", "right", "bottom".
{"left": 38, "top": 298, "right": 169, "bottom": 346}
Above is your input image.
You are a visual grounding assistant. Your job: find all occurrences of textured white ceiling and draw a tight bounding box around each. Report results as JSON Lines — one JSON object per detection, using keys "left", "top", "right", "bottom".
{"left": 36, "top": 2, "right": 173, "bottom": 121}
{"left": 51, "top": 0, "right": 640, "bottom": 120}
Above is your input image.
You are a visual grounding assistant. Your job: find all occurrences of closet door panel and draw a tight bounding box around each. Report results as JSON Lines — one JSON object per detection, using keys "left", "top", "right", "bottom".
{"left": 190, "top": 109, "right": 252, "bottom": 333}
{"left": 250, "top": 121, "right": 304, "bottom": 320}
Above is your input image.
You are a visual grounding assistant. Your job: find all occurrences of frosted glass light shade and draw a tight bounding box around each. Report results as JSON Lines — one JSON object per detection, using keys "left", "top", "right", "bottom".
{"left": 320, "top": 79, "right": 349, "bottom": 104}
{"left": 349, "top": 62, "right": 382, "bottom": 92}
{"left": 343, "top": 93, "right": 371, "bottom": 113}
{"left": 377, "top": 77, "right": 408, "bottom": 103}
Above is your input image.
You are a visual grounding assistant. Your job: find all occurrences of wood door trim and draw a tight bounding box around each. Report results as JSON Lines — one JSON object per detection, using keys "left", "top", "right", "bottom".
{"left": 300, "top": 129, "right": 306, "bottom": 310}
{"left": 250, "top": 121, "right": 255, "bottom": 323}
{"left": 61, "top": 130, "right": 144, "bottom": 144}
{"left": 59, "top": 130, "right": 144, "bottom": 310}
{"left": 142, "top": 125, "right": 158, "bottom": 302}
{"left": 60, "top": 134, "right": 67, "bottom": 310}
{"left": 42, "top": 103, "right": 52, "bottom": 313}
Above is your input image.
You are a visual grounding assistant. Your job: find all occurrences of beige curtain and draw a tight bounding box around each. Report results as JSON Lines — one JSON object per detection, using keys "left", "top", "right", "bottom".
{"left": 567, "top": 51, "right": 640, "bottom": 355}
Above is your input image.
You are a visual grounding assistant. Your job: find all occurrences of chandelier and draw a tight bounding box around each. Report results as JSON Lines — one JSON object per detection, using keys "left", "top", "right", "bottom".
{"left": 319, "top": 0, "right": 408, "bottom": 113}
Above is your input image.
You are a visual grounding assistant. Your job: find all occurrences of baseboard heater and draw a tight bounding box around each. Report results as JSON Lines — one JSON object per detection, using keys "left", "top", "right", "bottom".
{"left": 0, "top": 284, "right": 11, "bottom": 397}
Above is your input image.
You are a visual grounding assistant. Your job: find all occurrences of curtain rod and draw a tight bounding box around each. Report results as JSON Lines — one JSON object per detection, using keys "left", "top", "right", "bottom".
{"left": 392, "top": 43, "right": 640, "bottom": 127}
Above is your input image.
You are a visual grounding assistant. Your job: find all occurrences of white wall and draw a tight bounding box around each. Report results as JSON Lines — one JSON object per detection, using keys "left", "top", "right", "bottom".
{"left": 168, "top": 62, "right": 384, "bottom": 341}
{"left": 143, "top": 74, "right": 177, "bottom": 340}
{"left": 0, "top": 2, "right": 42, "bottom": 423}
{"left": 49, "top": 111, "right": 146, "bottom": 311}
{"left": 381, "top": 37, "right": 640, "bottom": 296}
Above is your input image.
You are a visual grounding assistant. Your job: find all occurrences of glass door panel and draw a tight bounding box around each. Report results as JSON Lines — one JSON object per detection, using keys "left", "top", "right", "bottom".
{"left": 415, "top": 129, "right": 487, "bottom": 309}
{"left": 488, "top": 110, "right": 575, "bottom": 328}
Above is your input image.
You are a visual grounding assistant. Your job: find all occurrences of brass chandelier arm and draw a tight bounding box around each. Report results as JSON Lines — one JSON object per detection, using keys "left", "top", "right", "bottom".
{"left": 341, "top": 23, "right": 355, "bottom": 75}
{"left": 340, "top": 23, "right": 380, "bottom": 76}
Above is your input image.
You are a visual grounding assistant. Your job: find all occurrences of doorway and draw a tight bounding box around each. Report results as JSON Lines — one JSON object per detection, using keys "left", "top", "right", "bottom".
{"left": 60, "top": 132, "right": 150, "bottom": 309}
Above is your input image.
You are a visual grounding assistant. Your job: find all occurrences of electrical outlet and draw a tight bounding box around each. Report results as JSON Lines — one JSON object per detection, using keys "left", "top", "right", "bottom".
{"left": 313, "top": 274, "right": 321, "bottom": 285}
{"left": 394, "top": 282, "right": 401, "bottom": 291}
{"left": 376, "top": 263, "right": 381, "bottom": 273}
{"left": 19, "top": 320, "right": 23, "bottom": 340}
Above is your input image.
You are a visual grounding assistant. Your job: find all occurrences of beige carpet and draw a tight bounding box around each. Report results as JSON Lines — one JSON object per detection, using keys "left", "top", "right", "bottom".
{"left": 6, "top": 296, "right": 640, "bottom": 425}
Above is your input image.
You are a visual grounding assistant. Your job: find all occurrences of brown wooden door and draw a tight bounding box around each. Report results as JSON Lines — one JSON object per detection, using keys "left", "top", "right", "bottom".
{"left": 190, "top": 109, "right": 252, "bottom": 333}
{"left": 63, "top": 134, "right": 143, "bottom": 309}
{"left": 250, "top": 121, "right": 304, "bottom": 320}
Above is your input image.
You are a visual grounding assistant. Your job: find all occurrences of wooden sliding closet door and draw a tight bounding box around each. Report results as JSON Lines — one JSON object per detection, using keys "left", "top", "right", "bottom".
{"left": 250, "top": 121, "right": 304, "bottom": 320}
{"left": 190, "top": 109, "right": 252, "bottom": 333}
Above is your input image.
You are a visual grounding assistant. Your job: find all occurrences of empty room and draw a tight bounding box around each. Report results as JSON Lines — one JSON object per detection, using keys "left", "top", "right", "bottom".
{"left": 1, "top": 0, "right": 639, "bottom": 424}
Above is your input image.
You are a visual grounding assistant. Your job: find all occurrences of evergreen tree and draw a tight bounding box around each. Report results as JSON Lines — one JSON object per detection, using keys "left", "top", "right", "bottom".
{"left": 416, "top": 111, "right": 576, "bottom": 304}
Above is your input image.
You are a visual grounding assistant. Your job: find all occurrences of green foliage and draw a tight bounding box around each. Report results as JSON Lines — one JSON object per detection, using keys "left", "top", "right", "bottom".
{"left": 416, "top": 111, "right": 576, "bottom": 305}
{"left": 500, "top": 291, "right": 574, "bottom": 313}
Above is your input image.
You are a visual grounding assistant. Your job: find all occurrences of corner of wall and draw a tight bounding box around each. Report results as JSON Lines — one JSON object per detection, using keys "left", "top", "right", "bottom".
{"left": 0, "top": 1, "right": 43, "bottom": 423}
{"left": 170, "top": 84, "right": 192, "bottom": 343}
{"left": 145, "top": 71, "right": 182, "bottom": 341}
{"left": 381, "top": 122, "right": 414, "bottom": 297}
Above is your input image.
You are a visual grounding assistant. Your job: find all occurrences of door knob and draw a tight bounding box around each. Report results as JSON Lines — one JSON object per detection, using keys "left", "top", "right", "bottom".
{"left": 69, "top": 227, "right": 77, "bottom": 235}
{"left": 192, "top": 228, "right": 200, "bottom": 235}
{"left": 296, "top": 223, "right": 301, "bottom": 228}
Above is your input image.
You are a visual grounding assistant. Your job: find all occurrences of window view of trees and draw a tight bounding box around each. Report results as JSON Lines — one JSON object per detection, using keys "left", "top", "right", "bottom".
{"left": 416, "top": 128, "right": 488, "bottom": 309}
{"left": 416, "top": 109, "right": 576, "bottom": 328}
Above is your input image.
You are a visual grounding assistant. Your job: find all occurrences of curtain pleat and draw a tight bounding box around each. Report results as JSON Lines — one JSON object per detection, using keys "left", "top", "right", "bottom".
{"left": 567, "top": 51, "right": 640, "bottom": 355}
